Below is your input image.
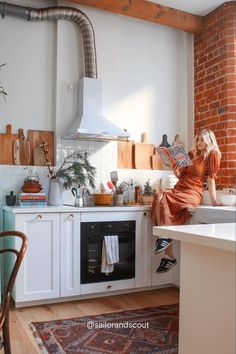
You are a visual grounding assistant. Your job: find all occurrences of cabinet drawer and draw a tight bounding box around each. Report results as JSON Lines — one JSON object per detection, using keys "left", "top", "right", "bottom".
{"left": 80, "top": 279, "right": 134, "bottom": 295}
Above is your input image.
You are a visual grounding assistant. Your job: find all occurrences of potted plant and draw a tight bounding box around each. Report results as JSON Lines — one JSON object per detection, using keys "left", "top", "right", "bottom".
{"left": 142, "top": 179, "right": 154, "bottom": 205}
{"left": 40, "top": 139, "right": 96, "bottom": 205}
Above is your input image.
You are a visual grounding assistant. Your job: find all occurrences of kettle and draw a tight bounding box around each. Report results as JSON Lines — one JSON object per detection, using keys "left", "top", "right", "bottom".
{"left": 71, "top": 187, "right": 83, "bottom": 207}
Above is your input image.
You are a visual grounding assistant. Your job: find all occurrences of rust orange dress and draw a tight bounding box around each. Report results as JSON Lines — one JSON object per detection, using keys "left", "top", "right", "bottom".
{"left": 151, "top": 150, "right": 221, "bottom": 226}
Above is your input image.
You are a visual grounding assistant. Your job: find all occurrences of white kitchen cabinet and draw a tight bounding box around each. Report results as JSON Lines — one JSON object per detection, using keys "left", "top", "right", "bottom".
{"left": 4, "top": 211, "right": 60, "bottom": 305}
{"left": 2, "top": 205, "right": 180, "bottom": 307}
{"left": 60, "top": 212, "right": 80, "bottom": 297}
{"left": 135, "top": 210, "right": 152, "bottom": 288}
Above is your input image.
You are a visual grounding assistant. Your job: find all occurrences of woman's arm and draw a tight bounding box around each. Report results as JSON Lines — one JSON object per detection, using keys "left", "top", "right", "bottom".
{"left": 173, "top": 150, "right": 193, "bottom": 178}
{"left": 207, "top": 177, "right": 222, "bottom": 206}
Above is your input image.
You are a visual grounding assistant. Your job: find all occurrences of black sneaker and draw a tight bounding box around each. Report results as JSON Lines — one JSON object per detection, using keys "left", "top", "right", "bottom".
{"left": 154, "top": 238, "right": 173, "bottom": 254}
{"left": 156, "top": 257, "right": 177, "bottom": 273}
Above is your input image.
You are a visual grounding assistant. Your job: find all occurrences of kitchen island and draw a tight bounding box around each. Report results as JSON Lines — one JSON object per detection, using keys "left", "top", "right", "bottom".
{"left": 153, "top": 223, "right": 236, "bottom": 354}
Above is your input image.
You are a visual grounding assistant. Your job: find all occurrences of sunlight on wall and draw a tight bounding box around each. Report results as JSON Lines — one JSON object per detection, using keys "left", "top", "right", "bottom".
{"left": 105, "top": 85, "right": 155, "bottom": 142}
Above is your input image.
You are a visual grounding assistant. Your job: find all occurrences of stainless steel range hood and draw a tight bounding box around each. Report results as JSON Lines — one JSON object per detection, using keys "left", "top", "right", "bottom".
{"left": 62, "top": 78, "right": 130, "bottom": 141}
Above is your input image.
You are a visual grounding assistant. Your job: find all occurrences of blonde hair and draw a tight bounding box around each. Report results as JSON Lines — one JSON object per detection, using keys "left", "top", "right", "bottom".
{"left": 193, "top": 129, "right": 221, "bottom": 159}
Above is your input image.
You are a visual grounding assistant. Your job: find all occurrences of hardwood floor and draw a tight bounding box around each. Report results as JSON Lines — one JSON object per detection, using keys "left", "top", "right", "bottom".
{"left": 10, "top": 287, "right": 179, "bottom": 354}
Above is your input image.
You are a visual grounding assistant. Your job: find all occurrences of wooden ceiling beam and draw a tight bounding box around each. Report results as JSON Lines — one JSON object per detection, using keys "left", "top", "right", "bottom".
{"left": 63, "top": 0, "right": 203, "bottom": 33}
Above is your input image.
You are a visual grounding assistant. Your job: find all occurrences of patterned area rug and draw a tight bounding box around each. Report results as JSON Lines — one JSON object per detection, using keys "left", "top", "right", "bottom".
{"left": 31, "top": 303, "right": 179, "bottom": 354}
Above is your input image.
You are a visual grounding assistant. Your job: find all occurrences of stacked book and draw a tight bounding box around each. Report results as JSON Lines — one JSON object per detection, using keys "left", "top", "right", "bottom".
{"left": 18, "top": 193, "right": 47, "bottom": 207}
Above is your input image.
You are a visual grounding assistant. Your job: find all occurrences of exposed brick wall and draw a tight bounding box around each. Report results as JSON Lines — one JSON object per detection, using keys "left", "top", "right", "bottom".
{"left": 194, "top": 1, "right": 236, "bottom": 188}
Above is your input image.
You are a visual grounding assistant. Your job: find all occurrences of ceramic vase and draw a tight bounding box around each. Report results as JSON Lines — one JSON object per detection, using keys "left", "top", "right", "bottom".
{"left": 48, "top": 178, "right": 62, "bottom": 206}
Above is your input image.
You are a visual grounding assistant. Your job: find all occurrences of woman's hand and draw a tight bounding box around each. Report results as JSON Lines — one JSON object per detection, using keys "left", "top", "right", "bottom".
{"left": 172, "top": 163, "right": 180, "bottom": 178}
{"left": 211, "top": 201, "right": 223, "bottom": 206}
{"left": 173, "top": 163, "right": 186, "bottom": 179}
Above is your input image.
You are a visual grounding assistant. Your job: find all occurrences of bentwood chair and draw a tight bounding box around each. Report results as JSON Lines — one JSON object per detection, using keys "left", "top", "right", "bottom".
{"left": 0, "top": 231, "right": 27, "bottom": 354}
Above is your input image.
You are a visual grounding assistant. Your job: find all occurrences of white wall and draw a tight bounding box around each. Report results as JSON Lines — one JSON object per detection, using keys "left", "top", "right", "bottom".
{"left": 0, "top": 0, "right": 194, "bottom": 205}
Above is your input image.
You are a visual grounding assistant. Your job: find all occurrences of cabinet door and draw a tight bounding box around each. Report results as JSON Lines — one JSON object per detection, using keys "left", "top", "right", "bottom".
{"left": 135, "top": 211, "right": 152, "bottom": 288}
{"left": 15, "top": 213, "right": 60, "bottom": 303}
{"left": 60, "top": 213, "right": 80, "bottom": 297}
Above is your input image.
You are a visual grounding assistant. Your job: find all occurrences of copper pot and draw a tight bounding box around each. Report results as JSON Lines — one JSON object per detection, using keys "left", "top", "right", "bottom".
{"left": 93, "top": 193, "right": 113, "bottom": 205}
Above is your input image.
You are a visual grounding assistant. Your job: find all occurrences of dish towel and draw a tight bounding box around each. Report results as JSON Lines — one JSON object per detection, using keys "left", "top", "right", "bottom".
{"left": 101, "top": 235, "right": 119, "bottom": 274}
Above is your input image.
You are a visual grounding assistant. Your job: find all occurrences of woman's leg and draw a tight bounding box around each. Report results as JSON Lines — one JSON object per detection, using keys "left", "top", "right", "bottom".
{"left": 157, "top": 190, "right": 174, "bottom": 258}
{"left": 156, "top": 190, "right": 163, "bottom": 226}
{"left": 155, "top": 190, "right": 176, "bottom": 272}
{"left": 165, "top": 244, "right": 174, "bottom": 258}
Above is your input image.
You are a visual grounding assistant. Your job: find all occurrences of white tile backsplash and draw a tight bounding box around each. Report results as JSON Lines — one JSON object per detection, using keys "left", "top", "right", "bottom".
{"left": 0, "top": 139, "right": 171, "bottom": 206}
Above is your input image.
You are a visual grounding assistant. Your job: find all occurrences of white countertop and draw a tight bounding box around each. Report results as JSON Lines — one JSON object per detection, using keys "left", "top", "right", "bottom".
{"left": 189, "top": 205, "right": 235, "bottom": 223}
{"left": 189, "top": 205, "right": 236, "bottom": 213}
{"left": 153, "top": 223, "right": 236, "bottom": 252}
{"left": 2, "top": 205, "right": 151, "bottom": 214}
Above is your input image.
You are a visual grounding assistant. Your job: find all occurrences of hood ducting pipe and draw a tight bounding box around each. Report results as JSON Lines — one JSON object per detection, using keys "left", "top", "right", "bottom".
{"left": 0, "top": 2, "right": 130, "bottom": 141}
{"left": 0, "top": 2, "right": 97, "bottom": 78}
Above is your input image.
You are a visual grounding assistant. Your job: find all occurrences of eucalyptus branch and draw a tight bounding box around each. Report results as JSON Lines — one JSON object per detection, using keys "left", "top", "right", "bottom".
{"left": 0, "top": 86, "right": 7, "bottom": 100}
{"left": 0, "top": 63, "right": 7, "bottom": 100}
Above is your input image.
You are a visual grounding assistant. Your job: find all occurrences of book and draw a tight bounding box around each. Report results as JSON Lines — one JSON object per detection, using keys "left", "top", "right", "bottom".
{"left": 19, "top": 201, "right": 47, "bottom": 204}
{"left": 156, "top": 144, "right": 192, "bottom": 168}
{"left": 19, "top": 201, "right": 47, "bottom": 207}
{"left": 19, "top": 195, "right": 46, "bottom": 200}
{"left": 18, "top": 193, "right": 46, "bottom": 196}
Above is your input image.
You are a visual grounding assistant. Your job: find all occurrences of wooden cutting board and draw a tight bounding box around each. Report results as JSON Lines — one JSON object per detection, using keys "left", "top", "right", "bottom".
{"left": 151, "top": 151, "right": 165, "bottom": 170}
{"left": 13, "top": 129, "right": 31, "bottom": 165}
{"left": 134, "top": 133, "right": 155, "bottom": 170}
{"left": 117, "top": 140, "right": 134, "bottom": 169}
{"left": 28, "top": 130, "right": 54, "bottom": 166}
{"left": 0, "top": 124, "right": 18, "bottom": 165}
{"left": 33, "top": 146, "right": 45, "bottom": 166}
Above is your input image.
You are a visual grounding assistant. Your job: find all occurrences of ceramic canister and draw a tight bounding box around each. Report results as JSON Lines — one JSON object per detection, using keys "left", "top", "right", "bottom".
{"left": 48, "top": 179, "right": 62, "bottom": 206}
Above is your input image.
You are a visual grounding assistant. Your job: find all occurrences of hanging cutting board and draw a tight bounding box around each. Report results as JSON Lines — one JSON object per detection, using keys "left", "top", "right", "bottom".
{"left": 151, "top": 151, "right": 165, "bottom": 170}
{"left": 33, "top": 146, "right": 45, "bottom": 166}
{"left": 0, "top": 124, "right": 18, "bottom": 165}
{"left": 13, "top": 129, "right": 31, "bottom": 165}
{"left": 134, "top": 133, "right": 155, "bottom": 170}
{"left": 28, "top": 130, "right": 54, "bottom": 166}
{"left": 117, "top": 140, "right": 134, "bottom": 169}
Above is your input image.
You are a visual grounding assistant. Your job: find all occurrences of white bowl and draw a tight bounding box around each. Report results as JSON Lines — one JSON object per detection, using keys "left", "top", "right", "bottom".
{"left": 202, "top": 190, "right": 236, "bottom": 206}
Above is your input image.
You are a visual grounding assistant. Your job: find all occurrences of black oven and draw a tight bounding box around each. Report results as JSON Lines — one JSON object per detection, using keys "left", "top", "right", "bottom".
{"left": 81, "top": 221, "right": 135, "bottom": 284}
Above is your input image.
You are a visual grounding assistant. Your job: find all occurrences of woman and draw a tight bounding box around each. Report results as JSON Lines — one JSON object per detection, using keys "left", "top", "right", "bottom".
{"left": 151, "top": 129, "right": 221, "bottom": 273}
